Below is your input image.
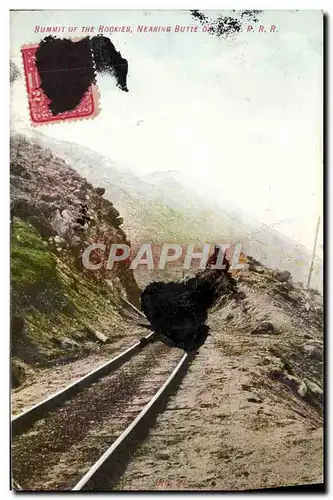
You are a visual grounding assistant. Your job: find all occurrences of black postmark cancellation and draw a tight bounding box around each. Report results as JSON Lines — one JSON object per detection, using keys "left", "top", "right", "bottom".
{"left": 34, "top": 35, "right": 128, "bottom": 116}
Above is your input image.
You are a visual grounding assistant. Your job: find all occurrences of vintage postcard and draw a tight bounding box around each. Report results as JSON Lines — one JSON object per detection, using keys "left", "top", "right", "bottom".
{"left": 10, "top": 10, "right": 323, "bottom": 492}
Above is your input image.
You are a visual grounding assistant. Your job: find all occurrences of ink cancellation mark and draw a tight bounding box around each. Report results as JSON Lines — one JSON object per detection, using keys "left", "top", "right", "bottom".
{"left": 21, "top": 43, "right": 100, "bottom": 126}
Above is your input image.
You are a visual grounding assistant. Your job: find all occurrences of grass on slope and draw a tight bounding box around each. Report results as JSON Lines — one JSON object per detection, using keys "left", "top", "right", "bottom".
{"left": 11, "top": 218, "right": 130, "bottom": 386}
{"left": 11, "top": 218, "right": 58, "bottom": 293}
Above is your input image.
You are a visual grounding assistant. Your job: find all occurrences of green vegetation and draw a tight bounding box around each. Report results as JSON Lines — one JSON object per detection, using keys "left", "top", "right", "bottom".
{"left": 11, "top": 218, "right": 57, "bottom": 293}
{"left": 130, "top": 198, "right": 230, "bottom": 245}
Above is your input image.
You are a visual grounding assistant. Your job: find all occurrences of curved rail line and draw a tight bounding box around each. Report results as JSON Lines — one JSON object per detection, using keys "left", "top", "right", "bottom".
{"left": 12, "top": 299, "right": 196, "bottom": 491}
{"left": 12, "top": 300, "right": 154, "bottom": 437}
{"left": 73, "top": 350, "right": 195, "bottom": 491}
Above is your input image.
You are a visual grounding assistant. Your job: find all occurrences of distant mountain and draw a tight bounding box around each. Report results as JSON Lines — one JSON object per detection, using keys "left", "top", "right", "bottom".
{"left": 20, "top": 129, "right": 322, "bottom": 290}
{"left": 20, "top": 130, "right": 238, "bottom": 244}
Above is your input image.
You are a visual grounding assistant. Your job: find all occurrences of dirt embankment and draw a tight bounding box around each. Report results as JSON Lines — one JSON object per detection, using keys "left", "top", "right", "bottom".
{"left": 10, "top": 135, "right": 140, "bottom": 388}
{"left": 115, "top": 262, "right": 323, "bottom": 491}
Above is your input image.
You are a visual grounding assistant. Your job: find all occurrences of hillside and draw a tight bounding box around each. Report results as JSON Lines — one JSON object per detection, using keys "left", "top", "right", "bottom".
{"left": 116, "top": 258, "right": 323, "bottom": 490}
{"left": 10, "top": 134, "right": 141, "bottom": 388}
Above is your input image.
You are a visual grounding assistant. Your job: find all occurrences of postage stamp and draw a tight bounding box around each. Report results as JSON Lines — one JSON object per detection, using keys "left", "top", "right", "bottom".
{"left": 21, "top": 43, "right": 100, "bottom": 126}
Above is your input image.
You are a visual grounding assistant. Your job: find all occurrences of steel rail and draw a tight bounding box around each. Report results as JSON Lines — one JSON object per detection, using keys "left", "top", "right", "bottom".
{"left": 121, "top": 298, "right": 147, "bottom": 318}
{"left": 73, "top": 350, "right": 194, "bottom": 491}
{"left": 11, "top": 330, "right": 155, "bottom": 437}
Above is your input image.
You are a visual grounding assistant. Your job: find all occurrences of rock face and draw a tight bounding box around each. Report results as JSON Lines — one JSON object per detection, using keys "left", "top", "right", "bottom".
{"left": 10, "top": 134, "right": 139, "bottom": 299}
{"left": 10, "top": 134, "right": 140, "bottom": 384}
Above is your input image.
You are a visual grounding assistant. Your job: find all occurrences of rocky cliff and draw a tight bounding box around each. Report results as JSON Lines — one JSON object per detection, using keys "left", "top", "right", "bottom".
{"left": 10, "top": 134, "right": 140, "bottom": 387}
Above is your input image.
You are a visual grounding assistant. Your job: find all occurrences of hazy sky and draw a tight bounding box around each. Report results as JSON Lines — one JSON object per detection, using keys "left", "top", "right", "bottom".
{"left": 10, "top": 10, "right": 323, "bottom": 251}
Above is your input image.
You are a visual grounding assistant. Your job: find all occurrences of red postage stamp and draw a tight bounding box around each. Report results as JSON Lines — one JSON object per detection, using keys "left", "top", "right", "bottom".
{"left": 21, "top": 43, "right": 100, "bottom": 126}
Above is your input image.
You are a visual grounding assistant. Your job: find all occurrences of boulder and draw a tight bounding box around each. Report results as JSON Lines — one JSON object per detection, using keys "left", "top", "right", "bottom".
{"left": 236, "top": 291, "right": 246, "bottom": 301}
{"left": 85, "top": 325, "right": 110, "bottom": 344}
{"left": 58, "top": 336, "right": 80, "bottom": 349}
{"left": 73, "top": 223, "right": 86, "bottom": 231}
{"left": 225, "top": 312, "right": 235, "bottom": 321}
{"left": 69, "top": 235, "right": 81, "bottom": 247}
{"left": 252, "top": 321, "right": 276, "bottom": 335}
{"left": 11, "top": 196, "right": 31, "bottom": 219}
{"left": 54, "top": 235, "right": 66, "bottom": 246}
{"left": 304, "top": 378, "right": 323, "bottom": 396}
{"left": 261, "top": 356, "right": 272, "bottom": 366}
{"left": 303, "top": 344, "right": 322, "bottom": 361}
{"left": 276, "top": 281, "right": 294, "bottom": 291}
{"left": 114, "top": 217, "right": 124, "bottom": 227}
{"left": 247, "top": 396, "right": 263, "bottom": 403}
{"left": 61, "top": 209, "right": 74, "bottom": 221}
{"left": 40, "top": 148, "right": 52, "bottom": 161}
{"left": 253, "top": 266, "right": 265, "bottom": 273}
{"left": 26, "top": 216, "right": 54, "bottom": 238}
{"left": 12, "top": 360, "right": 26, "bottom": 388}
{"left": 95, "top": 187, "right": 106, "bottom": 196}
{"left": 247, "top": 256, "right": 263, "bottom": 267}
{"left": 107, "top": 206, "right": 120, "bottom": 219}
{"left": 274, "top": 270, "right": 291, "bottom": 283}
{"left": 297, "top": 380, "right": 308, "bottom": 398}
{"left": 40, "top": 192, "right": 59, "bottom": 203}
{"left": 283, "top": 372, "right": 305, "bottom": 395}
{"left": 51, "top": 209, "right": 70, "bottom": 238}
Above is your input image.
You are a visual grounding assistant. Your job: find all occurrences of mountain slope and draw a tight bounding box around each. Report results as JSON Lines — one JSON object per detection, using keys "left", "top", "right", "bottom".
{"left": 10, "top": 134, "right": 141, "bottom": 387}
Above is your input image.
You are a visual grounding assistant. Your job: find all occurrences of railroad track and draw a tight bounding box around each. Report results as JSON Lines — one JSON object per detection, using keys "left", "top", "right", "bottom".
{"left": 12, "top": 301, "right": 195, "bottom": 491}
